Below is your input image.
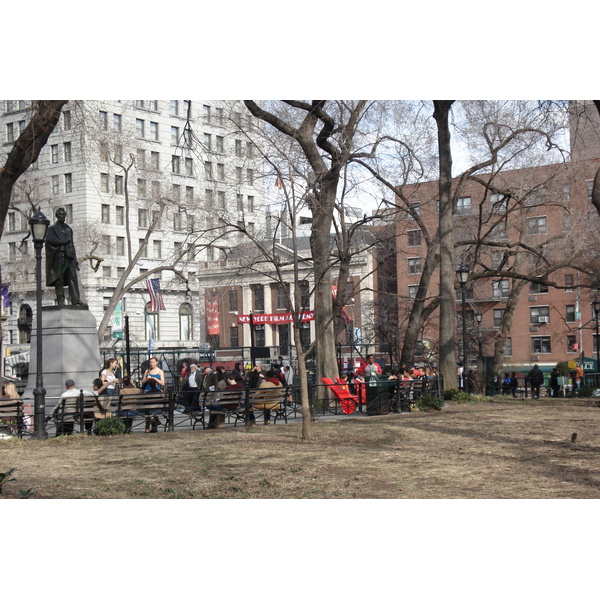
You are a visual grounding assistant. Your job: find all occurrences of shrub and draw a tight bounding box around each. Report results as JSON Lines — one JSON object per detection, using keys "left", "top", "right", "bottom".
{"left": 577, "top": 386, "right": 595, "bottom": 398}
{"left": 415, "top": 395, "right": 444, "bottom": 411}
{"left": 450, "top": 392, "right": 472, "bottom": 403}
{"left": 93, "top": 418, "right": 126, "bottom": 436}
{"left": 444, "top": 389, "right": 459, "bottom": 401}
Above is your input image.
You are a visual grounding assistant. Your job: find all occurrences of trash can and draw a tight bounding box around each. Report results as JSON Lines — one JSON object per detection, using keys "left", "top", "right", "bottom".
{"left": 365, "top": 376, "right": 390, "bottom": 415}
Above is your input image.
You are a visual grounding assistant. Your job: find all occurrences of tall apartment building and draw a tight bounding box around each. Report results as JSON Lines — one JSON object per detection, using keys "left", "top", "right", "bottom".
{"left": 1, "top": 100, "right": 265, "bottom": 377}
{"left": 392, "top": 102, "right": 600, "bottom": 376}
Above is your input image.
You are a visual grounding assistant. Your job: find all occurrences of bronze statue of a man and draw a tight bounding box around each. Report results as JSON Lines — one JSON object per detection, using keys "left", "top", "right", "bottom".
{"left": 45, "top": 207, "right": 83, "bottom": 305}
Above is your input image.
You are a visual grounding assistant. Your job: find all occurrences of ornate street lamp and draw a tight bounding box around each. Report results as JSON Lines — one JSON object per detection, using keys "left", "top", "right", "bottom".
{"left": 29, "top": 209, "right": 50, "bottom": 440}
{"left": 456, "top": 265, "right": 470, "bottom": 393}
{"left": 592, "top": 298, "right": 600, "bottom": 376}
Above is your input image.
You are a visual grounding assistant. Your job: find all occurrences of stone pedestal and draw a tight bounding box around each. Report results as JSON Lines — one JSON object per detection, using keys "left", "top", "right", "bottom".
{"left": 25, "top": 306, "right": 102, "bottom": 409}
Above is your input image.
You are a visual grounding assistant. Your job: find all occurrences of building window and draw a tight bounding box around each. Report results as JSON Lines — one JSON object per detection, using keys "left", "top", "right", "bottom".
{"left": 183, "top": 100, "right": 191, "bottom": 117}
{"left": 255, "top": 325, "right": 265, "bottom": 347}
{"left": 6, "top": 122, "right": 15, "bottom": 143}
{"left": 216, "top": 136, "right": 224, "bottom": 153}
{"left": 115, "top": 206, "right": 124, "bottom": 226}
{"left": 407, "top": 230, "right": 421, "bottom": 246}
{"left": 145, "top": 302, "right": 159, "bottom": 341}
{"left": 493, "top": 309, "right": 504, "bottom": 328}
{"left": 8, "top": 242, "right": 16, "bottom": 261}
{"left": 136, "top": 119, "right": 145, "bottom": 138}
{"left": 99, "top": 111, "right": 108, "bottom": 130}
{"left": 138, "top": 209, "right": 148, "bottom": 228}
{"left": 115, "top": 175, "right": 124, "bottom": 195}
{"left": 229, "top": 289, "right": 238, "bottom": 312}
{"left": 150, "top": 121, "right": 159, "bottom": 141}
{"left": 530, "top": 306, "right": 550, "bottom": 324}
{"left": 527, "top": 216, "right": 547, "bottom": 234}
{"left": 135, "top": 100, "right": 145, "bottom": 109}
{"left": 101, "top": 235, "right": 111, "bottom": 255}
{"left": 530, "top": 281, "right": 548, "bottom": 294}
{"left": 186, "top": 186, "right": 194, "bottom": 202}
{"left": 116, "top": 236, "right": 125, "bottom": 256}
{"left": 101, "top": 204, "right": 110, "bottom": 224}
{"left": 504, "top": 338, "right": 512, "bottom": 356}
{"left": 203, "top": 105, "right": 211, "bottom": 123}
{"left": 594, "top": 335, "right": 600, "bottom": 355}
{"left": 7, "top": 212, "right": 15, "bottom": 232}
{"left": 137, "top": 178, "right": 146, "bottom": 199}
{"left": 564, "top": 274, "right": 574, "bottom": 292}
{"left": 277, "top": 284, "right": 288, "bottom": 310}
{"left": 566, "top": 305, "right": 576, "bottom": 323}
{"left": 173, "top": 211, "right": 183, "bottom": 231}
{"left": 408, "top": 202, "right": 421, "bottom": 219}
{"left": 408, "top": 285, "right": 418, "bottom": 299}
{"left": 216, "top": 163, "right": 225, "bottom": 181}
{"left": 218, "top": 191, "right": 226, "bottom": 209}
{"left": 185, "top": 157, "right": 194, "bottom": 176}
{"left": 491, "top": 220, "right": 507, "bottom": 240}
{"left": 64, "top": 173, "right": 72, "bottom": 193}
{"left": 237, "top": 194, "right": 243, "bottom": 211}
{"left": 247, "top": 169, "right": 254, "bottom": 186}
{"left": 171, "top": 126, "right": 179, "bottom": 145}
{"left": 172, "top": 184, "right": 181, "bottom": 202}
{"left": 205, "top": 162, "right": 213, "bottom": 180}
{"left": 492, "top": 279, "right": 510, "bottom": 299}
{"left": 170, "top": 100, "right": 179, "bottom": 116}
{"left": 253, "top": 285, "right": 264, "bottom": 312}
{"left": 491, "top": 193, "right": 508, "bottom": 214}
{"left": 114, "top": 113, "right": 122, "bottom": 132}
{"left": 63, "top": 110, "right": 71, "bottom": 130}
{"left": 150, "top": 151, "right": 160, "bottom": 170}
{"left": 531, "top": 336, "right": 551, "bottom": 354}
{"left": 408, "top": 257, "right": 422, "bottom": 275}
{"left": 567, "top": 335, "right": 578, "bottom": 353}
{"left": 52, "top": 175, "right": 59, "bottom": 195}
{"left": 172, "top": 155, "right": 181, "bottom": 174}
{"left": 179, "top": 303, "right": 192, "bottom": 341}
{"left": 562, "top": 185, "right": 570, "bottom": 201}
{"left": 63, "top": 142, "right": 72, "bottom": 162}
{"left": 230, "top": 326, "right": 239, "bottom": 348}
{"left": 148, "top": 101, "right": 158, "bottom": 111}
{"left": 153, "top": 240, "right": 162, "bottom": 259}
{"left": 51, "top": 144, "right": 59, "bottom": 164}
{"left": 455, "top": 196, "right": 471, "bottom": 216}
{"left": 236, "top": 167, "right": 243, "bottom": 184}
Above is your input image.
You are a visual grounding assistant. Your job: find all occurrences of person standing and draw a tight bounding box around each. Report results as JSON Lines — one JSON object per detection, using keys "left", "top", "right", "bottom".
{"left": 100, "top": 358, "right": 120, "bottom": 396}
{"left": 142, "top": 357, "right": 165, "bottom": 392}
{"left": 358, "top": 355, "right": 382, "bottom": 378}
{"left": 527, "top": 364, "right": 544, "bottom": 399}
{"left": 574, "top": 365, "right": 584, "bottom": 390}
{"left": 182, "top": 363, "right": 202, "bottom": 411}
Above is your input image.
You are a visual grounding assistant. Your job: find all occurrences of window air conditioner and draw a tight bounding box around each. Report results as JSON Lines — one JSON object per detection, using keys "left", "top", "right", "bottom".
{"left": 538, "top": 316, "right": 550, "bottom": 323}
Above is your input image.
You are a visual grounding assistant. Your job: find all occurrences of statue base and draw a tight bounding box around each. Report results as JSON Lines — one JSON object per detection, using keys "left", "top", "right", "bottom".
{"left": 25, "top": 305, "right": 102, "bottom": 409}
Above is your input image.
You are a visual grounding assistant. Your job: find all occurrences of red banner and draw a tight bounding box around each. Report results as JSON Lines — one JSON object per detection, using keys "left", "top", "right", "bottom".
{"left": 237, "top": 311, "right": 314, "bottom": 324}
{"left": 205, "top": 295, "right": 220, "bottom": 335}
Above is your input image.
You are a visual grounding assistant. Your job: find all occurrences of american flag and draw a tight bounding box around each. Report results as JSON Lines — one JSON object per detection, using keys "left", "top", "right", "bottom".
{"left": 145, "top": 278, "right": 166, "bottom": 311}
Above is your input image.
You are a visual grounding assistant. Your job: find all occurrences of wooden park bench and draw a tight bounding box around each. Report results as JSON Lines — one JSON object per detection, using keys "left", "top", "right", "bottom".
{"left": 116, "top": 392, "right": 176, "bottom": 433}
{"left": 0, "top": 398, "right": 26, "bottom": 438}
{"left": 50, "top": 391, "right": 112, "bottom": 435}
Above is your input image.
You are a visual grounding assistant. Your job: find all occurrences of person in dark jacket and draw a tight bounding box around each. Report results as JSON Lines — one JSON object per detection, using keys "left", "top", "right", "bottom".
{"left": 527, "top": 364, "right": 544, "bottom": 399}
{"left": 549, "top": 368, "right": 560, "bottom": 398}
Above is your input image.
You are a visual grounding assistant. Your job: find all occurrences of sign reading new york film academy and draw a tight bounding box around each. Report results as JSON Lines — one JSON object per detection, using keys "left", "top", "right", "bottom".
{"left": 237, "top": 311, "right": 315, "bottom": 325}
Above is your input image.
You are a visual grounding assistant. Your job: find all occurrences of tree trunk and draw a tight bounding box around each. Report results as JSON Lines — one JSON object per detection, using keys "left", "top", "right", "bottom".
{"left": 0, "top": 100, "right": 67, "bottom": 237}
{"left": 433, "top": 101, "right": 457, "bottom": 391}
{"left": 400, "top": 237, "right": 439, "bottom": 367}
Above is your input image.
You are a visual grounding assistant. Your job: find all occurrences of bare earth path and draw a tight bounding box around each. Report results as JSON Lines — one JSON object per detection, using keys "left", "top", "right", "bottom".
{"left": 1, "top": 399, "right": 599, "bottom": 499}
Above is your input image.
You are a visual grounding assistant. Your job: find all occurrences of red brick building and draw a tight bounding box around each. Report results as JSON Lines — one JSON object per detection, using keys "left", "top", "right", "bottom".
{"left": 392, "top": 102, "right": 600, "bottom": 378}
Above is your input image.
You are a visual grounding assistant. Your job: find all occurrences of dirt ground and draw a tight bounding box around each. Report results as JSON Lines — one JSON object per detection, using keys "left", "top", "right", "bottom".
{"left": 1, "top": 397, "right": 599, "bottom": 499}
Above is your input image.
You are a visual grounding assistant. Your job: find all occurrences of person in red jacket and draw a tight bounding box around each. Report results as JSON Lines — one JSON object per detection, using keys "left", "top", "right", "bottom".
{"left": 358, "top": 355, "right": 382, "bottom": 378}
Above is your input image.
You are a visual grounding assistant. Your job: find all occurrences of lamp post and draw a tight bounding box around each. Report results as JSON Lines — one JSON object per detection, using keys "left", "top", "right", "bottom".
{"left": 592, "top": 299, "right": 600, "bottom": 377}
{"left": 475, "top": 310, "right": 483, "bottom": 360}
{"left": 456, "top": 264, "right": 470, "bottom": 393}
{"left": 29, "top": 209, "right": 50, "bottom": 440}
